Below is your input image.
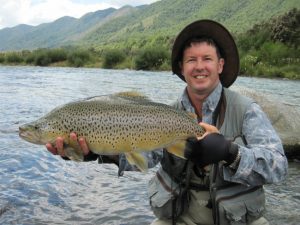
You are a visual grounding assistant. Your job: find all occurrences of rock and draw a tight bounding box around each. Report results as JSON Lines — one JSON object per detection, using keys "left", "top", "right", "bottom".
{"left": 233, "top": 87, "right": 300, "bottom": 160}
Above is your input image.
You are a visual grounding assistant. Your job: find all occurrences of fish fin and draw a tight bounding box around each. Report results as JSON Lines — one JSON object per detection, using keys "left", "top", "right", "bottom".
{"left": 114, "top": 91, "right": 150, "bottom": 101}
{"left": 64, "top": 138, "right": 84, "bottom": 161}
{"left": 187, "top": 112, "right": 198, "bottom": 120}
{"left": 84, "top": 95, "right": 112, "bottom": 101}
{"left": 166, "top": 140, "right": 187, "bottom": 159}
{"left": 64, "top": 146, "right": 84, "bottom": 161}
{"left": 125, "top": 152, "right": 148, "bottom": 172}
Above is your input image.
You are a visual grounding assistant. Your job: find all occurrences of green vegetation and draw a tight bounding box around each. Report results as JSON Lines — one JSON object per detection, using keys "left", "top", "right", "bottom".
{"left": 81, "top": 0, "right": 299, "bottom": 48}
{"left": 0, "top": 48, "right": 97, "bottom": 67}
{"left": 67, "top": 49, "right": 92, "bottom": 67}
{"left": 0, "top": 8, "right": 299, "bottom": 79}
{"left": 134, "top": 47, "right": 169, "bottom": 70}
{"left": 102, "top": 49, "right": 126, "bottom": 69}
{"left": 237, "top": 8, "right": 300, "bottom": 79}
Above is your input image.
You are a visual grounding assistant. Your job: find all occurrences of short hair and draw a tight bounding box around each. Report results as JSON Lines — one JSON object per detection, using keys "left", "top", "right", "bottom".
{"left": 179, "top": 37, "right": 223, "bottom": 62}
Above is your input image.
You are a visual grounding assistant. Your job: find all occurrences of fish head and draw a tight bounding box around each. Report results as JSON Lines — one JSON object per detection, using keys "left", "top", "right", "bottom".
{"left": 19, "top": 117, "right": 66, "bottom": 145}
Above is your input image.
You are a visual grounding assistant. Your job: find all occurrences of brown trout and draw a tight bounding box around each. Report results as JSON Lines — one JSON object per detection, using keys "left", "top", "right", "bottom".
{"left": 19, "top": 92, "right": 205, "bottom": 171}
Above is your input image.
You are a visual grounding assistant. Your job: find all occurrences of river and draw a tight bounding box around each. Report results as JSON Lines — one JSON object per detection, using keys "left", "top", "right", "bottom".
{"left": 0, "top": 66, "right": 299, "bottom": 225}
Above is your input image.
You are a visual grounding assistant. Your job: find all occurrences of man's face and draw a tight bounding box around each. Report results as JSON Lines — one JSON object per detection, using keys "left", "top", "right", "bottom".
{"left": 181, "top": 42, "right": 224, "bottom": 97}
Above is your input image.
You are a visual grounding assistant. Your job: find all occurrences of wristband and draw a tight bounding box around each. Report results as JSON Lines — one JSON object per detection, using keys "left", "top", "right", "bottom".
{"left": 228, "top": 149, "right": 241, "bottom": 169}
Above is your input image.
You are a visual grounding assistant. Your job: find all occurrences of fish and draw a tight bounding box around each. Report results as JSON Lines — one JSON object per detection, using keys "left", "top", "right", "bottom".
{"left": 19, "top": 92, "right": 205, "bottom": 172}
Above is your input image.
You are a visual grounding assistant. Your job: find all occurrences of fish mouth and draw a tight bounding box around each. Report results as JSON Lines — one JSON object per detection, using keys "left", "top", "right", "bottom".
{"left": 19, "top": 126, "right": 42, "bottom": 145}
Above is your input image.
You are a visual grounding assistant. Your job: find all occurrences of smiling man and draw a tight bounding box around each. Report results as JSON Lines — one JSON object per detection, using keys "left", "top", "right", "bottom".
{"left": 148, "top": 19, "right": 288, "bottom": 225}
{"left": 45, "top": 20, "right": 288, "bottom": 225}
{"left": 179, "top": 38, "right": 225, "bottom": 116}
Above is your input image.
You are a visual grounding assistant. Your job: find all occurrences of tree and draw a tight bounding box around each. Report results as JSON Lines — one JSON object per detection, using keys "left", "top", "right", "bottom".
{"left": 271, "top": 8, "right": 300, "bottom": 47}
{"left": 134, "top": 47, "right": 169, "bottom": 70}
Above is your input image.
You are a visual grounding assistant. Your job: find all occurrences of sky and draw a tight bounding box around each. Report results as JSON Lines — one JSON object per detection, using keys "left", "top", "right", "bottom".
{"left": 0, "top": 0, "right": 160, "bottom": 29}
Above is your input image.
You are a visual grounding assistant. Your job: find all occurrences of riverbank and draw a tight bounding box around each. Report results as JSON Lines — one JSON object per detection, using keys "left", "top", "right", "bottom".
{"left": 0, "top": 53, "right": 300, "bottom": 80}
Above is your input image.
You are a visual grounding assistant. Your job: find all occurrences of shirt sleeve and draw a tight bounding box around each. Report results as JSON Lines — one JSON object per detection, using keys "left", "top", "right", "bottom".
{"left": 223, "top": 102, "right": 288, "bottom": 186}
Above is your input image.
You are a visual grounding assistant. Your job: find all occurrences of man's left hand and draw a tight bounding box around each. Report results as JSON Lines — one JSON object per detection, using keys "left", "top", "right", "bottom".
{"left": 184, "top": 123, "right": 239, "bottom": 167}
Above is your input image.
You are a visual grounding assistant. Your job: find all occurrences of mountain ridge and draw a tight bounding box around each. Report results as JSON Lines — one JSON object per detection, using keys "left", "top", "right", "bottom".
{"left": 0, "top": 0, "right": 298, "bottom": 51}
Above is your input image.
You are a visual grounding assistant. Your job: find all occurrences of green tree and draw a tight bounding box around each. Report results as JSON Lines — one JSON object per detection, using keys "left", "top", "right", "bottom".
{"left": 67, "top": 49, "right": 91, "bottom": 67}
{"left": 0, "top": 53, "right": 5, "bottom": 63}
{"left": 134, "top": 47, "right": 169, "bottom": 70}
{"left": 102, "top": 49, "right": 126, "bottom": 69}
{"left": 48, "top": 49, "right": 67, "bottom": 63}
{"left": 271, "top": 8, "right": 300, "bottom": 47}
{"left": 34, "top": 49, "right": 51, "bottom": 66}
{"left": 5, "top": 52, "right": 23, "bottom": 63}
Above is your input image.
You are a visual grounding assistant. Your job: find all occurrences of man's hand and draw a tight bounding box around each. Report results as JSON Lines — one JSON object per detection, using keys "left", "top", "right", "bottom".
{"left": 46, "top": 132, "right": 90, "bottom": 158}
{"left": 184, "top": 123, "right": 239, "bottom": 167}
{"left": 45, "top": 133, "right": 119, "bottom": 164}
{"left": 199, "top": 122, "right": 219, "bottom": 139}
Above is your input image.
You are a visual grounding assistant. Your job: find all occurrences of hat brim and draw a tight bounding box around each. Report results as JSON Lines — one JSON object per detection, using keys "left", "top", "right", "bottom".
{"left": 171, "top": 20, "right": 239, "bottom": 88}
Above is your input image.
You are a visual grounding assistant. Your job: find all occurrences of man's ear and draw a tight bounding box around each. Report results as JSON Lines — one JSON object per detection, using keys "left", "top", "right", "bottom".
{"left": 179, "top": 61, "right": 183, "bottom": 74}
{"left": 218, "top": 58, "right": 225, "bottom": 74}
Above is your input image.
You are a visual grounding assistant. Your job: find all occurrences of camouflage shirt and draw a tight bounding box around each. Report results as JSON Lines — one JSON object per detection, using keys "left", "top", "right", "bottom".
{"left": 119, "top": 83, "right": 288, "bottom": 185}
{"left": 179, "top": 83, "right": 288, "bottom": 185}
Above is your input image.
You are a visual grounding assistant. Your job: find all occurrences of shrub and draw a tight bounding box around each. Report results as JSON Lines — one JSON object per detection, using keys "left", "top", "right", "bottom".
{"left": 25, "top": 54, "right": 35, "bottom": 64}
{"left": 257, "top": 41, "right": 291, "bottom": 64}
{"left": 134, "top": 47, "right": 169, "bottom": 70}
{"left": 271, "top": 8, "right": 300, "bottom": 47}
{"left": 34, "top": 50, "right": 51, "bottom": 66}
{"left": 48, "top": 49, "right": 67, "bottom": 63}
{"left": 102, "top": 49, "right": 126, "bottom": 69}
{"left": 5, "top": 52, "right": 23, "bottom": 63}
{"left": 67, "top": 49, "right": 91, "bottom": 67}
{"left": 0, "top": 54, "right": 5, "bottom": 63}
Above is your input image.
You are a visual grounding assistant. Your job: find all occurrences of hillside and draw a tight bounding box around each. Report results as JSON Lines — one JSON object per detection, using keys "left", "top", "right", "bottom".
{"left": 82, "top": 0, "right": 299, "bottom": 48}
{"left": 0, "top": 0, "right": 298, "bottom": 51}
{"left": 0, "top": 7, "right": 135, "bottom": 51}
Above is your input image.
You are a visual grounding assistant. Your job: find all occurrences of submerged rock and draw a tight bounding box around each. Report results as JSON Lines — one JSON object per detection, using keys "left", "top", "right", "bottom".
{"left": 233, "top": 87, "right": 300, "bottom": 160}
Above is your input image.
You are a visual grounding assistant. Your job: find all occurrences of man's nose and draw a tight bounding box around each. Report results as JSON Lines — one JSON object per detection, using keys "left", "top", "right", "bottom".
{"left": 195, "top": 59, "right": 204, "bottom": 70}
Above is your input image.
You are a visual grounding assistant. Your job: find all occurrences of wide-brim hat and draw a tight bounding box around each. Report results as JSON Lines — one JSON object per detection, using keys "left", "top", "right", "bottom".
{"left": 171, "top": 19, "right": 239, "bottom": 87}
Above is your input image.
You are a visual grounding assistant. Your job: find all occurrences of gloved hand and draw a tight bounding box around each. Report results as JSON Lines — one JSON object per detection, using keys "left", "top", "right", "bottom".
{"left": 184, "top": 133, "right": 239, "bottom": 168}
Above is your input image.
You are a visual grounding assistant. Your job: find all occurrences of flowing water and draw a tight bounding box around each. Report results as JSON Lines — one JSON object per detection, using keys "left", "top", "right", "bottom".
{"left": 0, "top": 66, "right": 299, "bottom": 225}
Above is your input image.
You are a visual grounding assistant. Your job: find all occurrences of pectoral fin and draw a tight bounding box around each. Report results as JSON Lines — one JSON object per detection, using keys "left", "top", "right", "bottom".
{"left": 166, "top": 140, "right": 186, "bottom": 159}
{"left": 64, "top": 146, "right": 84, "bottom": 161}
{"left": 125, "top": 152, "right": 148, "bottom": 172}
{"left": 63, "top": 138, "right": 84, "bottom": 161}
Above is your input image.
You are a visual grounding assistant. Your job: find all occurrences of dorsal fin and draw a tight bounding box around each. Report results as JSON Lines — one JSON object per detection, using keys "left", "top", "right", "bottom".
{"left": 84, "top": 91, "right": 149, "bottom": 102}
{"left": 114, "top": 91, "right": 150, "bottom": 101}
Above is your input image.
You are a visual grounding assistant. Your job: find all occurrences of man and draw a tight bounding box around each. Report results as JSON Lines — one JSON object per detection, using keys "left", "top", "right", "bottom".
{"left": 46, "top": 20, "right": 288, "bottom": 225}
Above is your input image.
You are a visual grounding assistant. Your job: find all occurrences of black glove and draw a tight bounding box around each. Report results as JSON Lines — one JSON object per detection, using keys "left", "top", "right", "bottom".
{"left": 184, "top": 133, "right": 238, "bottom": 167}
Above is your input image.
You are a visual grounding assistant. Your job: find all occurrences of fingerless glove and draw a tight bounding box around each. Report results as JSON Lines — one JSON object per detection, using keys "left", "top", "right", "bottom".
{"left": 184, "top": 133, "right": 239, "bottom": 167}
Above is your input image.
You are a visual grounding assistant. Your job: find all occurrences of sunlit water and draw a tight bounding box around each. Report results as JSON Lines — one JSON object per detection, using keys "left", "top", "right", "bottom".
{"left": 0, "top": 66, "right": 299, "bottom": 225}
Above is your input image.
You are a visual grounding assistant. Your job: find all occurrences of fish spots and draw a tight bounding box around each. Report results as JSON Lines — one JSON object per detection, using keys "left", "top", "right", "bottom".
{"left": 22, "top": 93, "right": 204, "bottom": 155}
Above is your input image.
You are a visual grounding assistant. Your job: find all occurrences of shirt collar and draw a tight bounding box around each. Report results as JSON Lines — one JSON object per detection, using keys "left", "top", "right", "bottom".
{"left": 179, "top": 82, "right": 223, "bottom": 114}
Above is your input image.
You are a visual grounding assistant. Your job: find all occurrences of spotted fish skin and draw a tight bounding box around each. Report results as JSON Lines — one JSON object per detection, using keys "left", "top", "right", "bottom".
{"left": 19, "top": 92, "right": 205, "bottom": 171}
